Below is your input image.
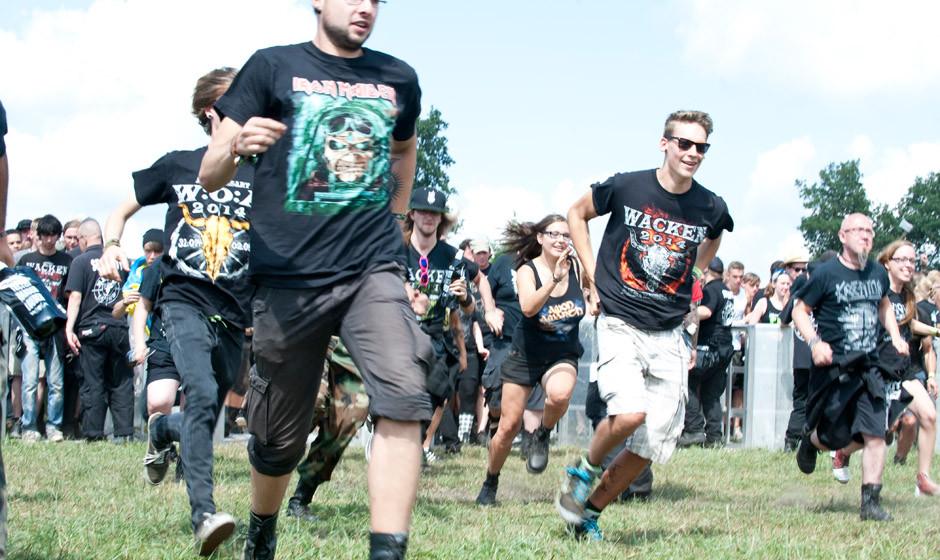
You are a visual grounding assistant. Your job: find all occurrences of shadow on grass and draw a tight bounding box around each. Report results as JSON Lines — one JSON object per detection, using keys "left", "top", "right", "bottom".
{"left": 650, "top": 482, "right": 696, "bottom": 502}
{"left": 9, "top": 551, "right": 83, "bottom": 560}
{"left": 8, "top": 490, "right": 56, "bottom": 504}
{"left": 607, "top": 526, "right": 723, "bottom": 548}
{"left": 287, "top": 502, "right": 371, "bottom": 538}
{"left": 809, "top": 495, "right": 857, "bottom": 515}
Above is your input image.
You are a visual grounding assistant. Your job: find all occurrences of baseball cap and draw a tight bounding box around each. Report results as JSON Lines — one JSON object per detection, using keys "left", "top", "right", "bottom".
{"left": 469, "top": 236, "right": 490, "bottom": 253}
{"left": 408, "top": 188, "right": 447, "bottom": 213}
{"left": 16, "top": 219, "right": 32, "bottom": 231}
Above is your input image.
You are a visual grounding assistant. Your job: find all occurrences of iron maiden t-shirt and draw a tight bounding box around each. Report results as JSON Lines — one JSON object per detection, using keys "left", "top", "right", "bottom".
{"left": 592, "top": 169, "right": 733, "bottom": 331}
{"left": 133, "top": 147, "right": 254, "bottom": 328}
{"left": 215, "top": 42, "right": 421, "bottom": 288}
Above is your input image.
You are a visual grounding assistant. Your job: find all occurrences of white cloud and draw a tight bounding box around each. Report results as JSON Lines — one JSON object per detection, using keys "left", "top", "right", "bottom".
{"left": 0, "top": 0, "right": 312, "bottom": 228}
{"left": 846, "top": 135, "right": 875, "bottom": 161}
{"left": 674, "top": 0, "right": 940, "bottom": 95}
{"left": 746, "top": 137, "right": 815, "bottom": 203}
{"left": 863, "top": 141, "right": 940, "bottom": 205}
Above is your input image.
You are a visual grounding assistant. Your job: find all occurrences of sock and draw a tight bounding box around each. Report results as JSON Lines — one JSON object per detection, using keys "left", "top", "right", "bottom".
{"left": 581, "top": 455, "right": 602, "bottom": 474}
{"left": 584, "top": 499, "right": 603, "bottom": 517}
{"left": 485, "top": 471, "right": 500, "bottom": 485}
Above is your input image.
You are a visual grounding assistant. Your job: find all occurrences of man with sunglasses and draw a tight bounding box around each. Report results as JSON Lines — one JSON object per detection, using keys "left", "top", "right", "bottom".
{"left": 198, "top": 1, "right": 430, "bottom": 558}
{"left": 558, "top": 110, "right": 733, "bottom": 539}
{"left": 784, "top": 251, "right": 809, "bottom": 283}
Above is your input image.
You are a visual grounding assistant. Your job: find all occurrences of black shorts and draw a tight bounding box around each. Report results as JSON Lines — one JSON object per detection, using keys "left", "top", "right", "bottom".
{"left": 500, "top": 349, "right": 578, "bottom": 387}
{"left": 813, "top": 369, "right": 886, "bottom": 449}
{"left": 485, "top": 381, "right": 546, "bottom": 411}
{"left": 145, "top": 347, "right": 179, "bottom": 384}
{"left": 247, "top": 264, "right": 433, "bottom": 477}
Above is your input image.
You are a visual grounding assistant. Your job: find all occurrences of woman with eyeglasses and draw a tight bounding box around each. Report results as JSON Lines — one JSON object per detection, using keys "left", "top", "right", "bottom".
{"left": 745, "top": 269, "right": 791, "bottom": 325}
{"left": 832, "top": 240, "right": 940, "bottom": 495}
{"left": 476, "top": 214, "right": 587, "bottom": 505}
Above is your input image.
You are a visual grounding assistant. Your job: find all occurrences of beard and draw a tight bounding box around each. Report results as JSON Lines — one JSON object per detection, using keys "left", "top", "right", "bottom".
{"left": 856, "top": 250, "right": 869, "bottom": 269}
{"left": 322, "top": 19, "right": 369, "bottom": 52}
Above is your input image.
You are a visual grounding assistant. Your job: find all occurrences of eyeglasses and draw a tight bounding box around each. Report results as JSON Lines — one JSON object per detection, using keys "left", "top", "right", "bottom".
{"left": 541, "top": 231, "right": 572, "bottom": 241}
{"left": 890, "top": 257, "right": 916, "bottom": 266}
{"left": 666, "top": 136, "right": 710, "bottom": 154}
{"left": 345, "top": 0, "right": 386, "bottom": 5}
{"left": 418, "top": 256, "right": 429, "bottom": 288}
{"left": 843, "top": 227, "right": 875, "bottom": 237}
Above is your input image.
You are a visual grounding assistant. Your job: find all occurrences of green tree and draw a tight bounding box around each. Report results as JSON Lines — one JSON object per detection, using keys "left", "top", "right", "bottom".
{"left": 895, "top": 172, "right": 940, "bottom": 268}
{"left": 796, "top": 160, "right": 871, "bottom": 257}
{"left": 414, "top": 106, "right": 456, "bottom": 195}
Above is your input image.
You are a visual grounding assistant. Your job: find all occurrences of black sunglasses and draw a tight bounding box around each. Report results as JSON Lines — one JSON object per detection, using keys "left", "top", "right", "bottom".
{"left": 666, "top": 136, "right": 710, "bottom": 154}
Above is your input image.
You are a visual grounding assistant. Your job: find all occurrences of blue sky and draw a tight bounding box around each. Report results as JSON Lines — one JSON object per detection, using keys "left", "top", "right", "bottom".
{"left": 1, "top": 0, "right": 938, "bottom": 275}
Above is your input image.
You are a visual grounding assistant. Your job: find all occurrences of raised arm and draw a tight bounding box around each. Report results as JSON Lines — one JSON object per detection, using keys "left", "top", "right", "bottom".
{"left": 567, "top": 190, "right": 598, "bottom": 315}
{"left": 199, "top": 117, "right": 286, "bottom": 192}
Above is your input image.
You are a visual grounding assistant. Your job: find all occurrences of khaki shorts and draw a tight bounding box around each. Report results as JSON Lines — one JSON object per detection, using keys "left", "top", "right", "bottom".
{"left": 595, "top": 314, "right": 689, "bottom": 464}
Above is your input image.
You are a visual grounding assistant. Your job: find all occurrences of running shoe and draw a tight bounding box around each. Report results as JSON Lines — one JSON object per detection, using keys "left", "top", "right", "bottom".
{"left": 556, "top": 457, "right": 602, "bottom": 524}
{"left": 194, "top": 512, "right": 235, "bottom": 556}
{"left": 423, "top": 447, "right": 440, "bottom": 465}
{"left": 832, "top": 449, "right": 850, "bottom": 484}
{"left": 21, "top": 429, "right": 42, "bottom": 443}
{"left": 46, "top": 426, "right": 64, "bottom": 442}
{"left": 566, "top": 516, "right": 603, "bottom": 541}
{"left": 915, "top": 472, "right": 940, "bottom": 497}
{"left": 796, "top": 431, "right": 817, "bottom": 474}
{"left": 143, "top": 412, "right": 171, "bottom": 485}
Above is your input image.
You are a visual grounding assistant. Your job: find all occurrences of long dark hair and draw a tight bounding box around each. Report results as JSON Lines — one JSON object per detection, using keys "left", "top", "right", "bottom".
{"left": 877, "top": 239, "right": 915, "bottom": 326}
{"left": 501, "top": 214, "right": 566, "bottom": 269}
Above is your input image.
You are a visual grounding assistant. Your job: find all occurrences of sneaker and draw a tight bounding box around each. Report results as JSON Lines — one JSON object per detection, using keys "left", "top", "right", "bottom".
{"left": 21, "top": 429, "right": 42, "bottom": 442}
{"left": 476, "top": 476, "right": 498, "bottom": 506}
{"left": 423, "top": 447, "right": 440, "bottom": 465}
{"left": 194, "top": 512, "right": 235, "bottom": 556}
{"left": 143, "top": 413, "right": 171, "bottom": 485}
{"left": 915, "top": 472, "right": 940, "bottom": 497}
{"left": 567, "top": 517, "right": 603, "bottom": 541}
{"left": 285, "top": 499, "right": 318, "bottom": 522}
{"left": 9, "top": 420, "right": 21, "bottom": 439}
{"left": 732, "top": 426, "right": 744, "bottom": 442}
{"left": 527, "top": 425, "right": 551, "bottom": 474}
{"left": 796, "top": 431, "right": 817, "bottom": 474}
{"left": 46, "top": 426, "right": 65, "bottom": 442}
{"left": 832, "top": 449, "right": 850, "bottom": 484}
{"left": 893, "top": 454, "right": 907, "bottom": 466}
{"left": 556, "top": 457, "right": 603, "bottom": 524}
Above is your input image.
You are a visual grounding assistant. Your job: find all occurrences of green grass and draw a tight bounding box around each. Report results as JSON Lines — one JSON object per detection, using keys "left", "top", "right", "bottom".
{"left": 7, "top": 439, "right": 940, "bottom": 559}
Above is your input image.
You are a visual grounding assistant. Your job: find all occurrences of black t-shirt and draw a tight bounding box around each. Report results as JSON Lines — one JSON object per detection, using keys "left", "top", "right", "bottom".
{"left": 878, "top": 290, "right": 928, "bottom": 378}
{"left": 16, "top": 250, "right": 72, "bottom": 304}
{"left": 758, "top": 296, "right": 784, "bottom": 324}
{"left": 215, "top": 42, "right": 421, "bottom": 289}
{"left": 592, "top": 169, "right": 734, "bottom": 331}
{"left": 138, "top": 257, "right": 169, "bottom": 353}
{"left": 919, "top": 300, "right": 939, "bottom": 330}
{"left": 406, "top": 241, "right": 478, "bottom": 329}
{"left": 797, "top": 258, "right": 889, "bottom": 360}
{"left": 65, "top": 245, "right": 126, "bottom": 329}
{"left": 786, "top": 274, "right": 813, "bottom": 369}
{"left": 510, "top": 261, "right": 585, "bottom": 362}
{"left": 133, "top": 147, "right": 254, "bottom": 328}
{"left": 698, "top": 279, "right": 734, "bottom": 347}
{"left": 487, "top": 254, "right": 523, "bottom": 339}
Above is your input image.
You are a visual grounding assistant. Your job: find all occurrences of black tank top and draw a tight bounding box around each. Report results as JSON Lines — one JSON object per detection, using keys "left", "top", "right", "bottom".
{"left": 759, "top": 296, "right": 783, "bottom": 324}
{"left": 510, "top": 259, "right": 585, "bottom": 362}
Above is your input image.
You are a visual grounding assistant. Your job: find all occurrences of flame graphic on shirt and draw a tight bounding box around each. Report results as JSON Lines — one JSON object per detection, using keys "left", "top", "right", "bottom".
{"left": 180, "top": 205, "right": 250, "bottom": 280}
{"left": 621, "top": 207, "right": 691, "bottom": 295}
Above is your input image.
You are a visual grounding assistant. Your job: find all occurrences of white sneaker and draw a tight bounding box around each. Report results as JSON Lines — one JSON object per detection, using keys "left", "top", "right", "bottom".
{"left": 194, "top": 512, "right": 235, "bottom": 556}
{"left": 424, "top": 447, "right": 440, "bottom": 464}
{"left": 46, "top": 426, "right": 64, "bottom": 442}
{"left": 21, "top": 429, "right": 42, "bottom": 443}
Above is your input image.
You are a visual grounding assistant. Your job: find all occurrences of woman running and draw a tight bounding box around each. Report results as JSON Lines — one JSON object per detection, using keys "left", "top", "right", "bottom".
{"left": 476, "top": 214, "right": 587, "bottom": 505}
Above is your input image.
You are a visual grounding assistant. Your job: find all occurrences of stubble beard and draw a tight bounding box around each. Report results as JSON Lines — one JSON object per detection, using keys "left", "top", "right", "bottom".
{"left": 323, "top": 19, "right": 368, "bottom": 52}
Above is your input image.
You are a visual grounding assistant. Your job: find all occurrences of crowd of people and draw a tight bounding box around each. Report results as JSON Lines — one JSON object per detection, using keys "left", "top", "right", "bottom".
{"left": 2, "top": 1, "right": 940, "bottom": 559}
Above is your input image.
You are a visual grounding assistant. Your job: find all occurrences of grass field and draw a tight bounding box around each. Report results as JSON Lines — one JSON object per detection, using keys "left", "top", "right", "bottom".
{"left": 6, "top": 437, "right": 940, "bottom": 559}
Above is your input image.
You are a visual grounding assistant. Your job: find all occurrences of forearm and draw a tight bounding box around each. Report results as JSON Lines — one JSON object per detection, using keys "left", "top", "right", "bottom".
{"left": 198, "top": 119, "right": 240, "bottom": 192}
{"left": 475, "top": 273, "right": 496, "bottom": 312}
{"left": 684, "top": 301, "right": 700, "bottom": 348}
{"left": 472, "top": 322, "right": 485, "bottom": 350}
{"left": 65, "top": 292, "right": 81, "bottom": 333}
{"left": 132, "top": 299, "right": 152, "bottom": 348}
{"left": 911, "top": 319, "right": 939, "bottom": 337}
{"left": 389, "top": 135, "right": 417, "bottom": 216}
{"left": 879, "top": 296, "right": 903, "bottom": 344}
{"left": 693, "top": 234, "right": 722, "bottom": 273}
{"left": 791, "top": 302, "right": 817, "bottom": 343}
{"left": 111, "top": 300, "right": 129, "bottom": 319}
{"left": 520, "top": 280, "right": 556, "bottom": 317}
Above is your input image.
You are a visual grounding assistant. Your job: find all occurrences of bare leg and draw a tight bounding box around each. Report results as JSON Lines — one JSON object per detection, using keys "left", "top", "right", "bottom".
{"left": 368, "top": 418, "right": 421, "bottom": 533}
{"left": 902, "top": 380, "right": 937, "bottom": 475}
{"left": 860, "top": 433, "right": 886, "bottom": 485}
{"left": 423, "top": 403, "right": 445, "bottom": 450}
{"left": 895, "top": 414, "right": 917, "bottom": 461}
{"left": 540, "top": 365, "right": 577, "bottom": 430}
{"left": 487, "top": 383, "right": 530, "bottom": 474}
{"left": 250, "top": 468, "right": 291, "bottom": 516}
{"left": 588, "top": 450, "right": 651, "bottom": 510}
{"left": 587, "top": 412, "right": 645, "bottom": 465}
{"left": 474, "top": 386, "right": 487, "bottom": 436}
{"left": 146, "top": 379, "right": 180, "bottom": 416}
{"left": 522, "top": 408, "right": 542, "bottom": 432}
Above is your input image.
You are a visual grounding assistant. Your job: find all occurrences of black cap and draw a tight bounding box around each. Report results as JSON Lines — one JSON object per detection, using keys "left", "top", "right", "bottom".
{"left": 142, "top": 229, "right": 163, "bottom": 248}
{"left": 16, "top": 219, "right": 31, "bottom": 231}
{"left": 708, "top": 257, "right": 724, "bottom": 274}
{"left": 408, "top": 188, "right": 447, "bottom": 213}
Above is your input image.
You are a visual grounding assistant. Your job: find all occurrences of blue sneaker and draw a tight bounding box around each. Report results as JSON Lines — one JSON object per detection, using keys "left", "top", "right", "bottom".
{"left": 556, "top": 457, "right": 602, "bottom": 523}
{"left": 567, "top": 516, "right": 603, "bottom": 541}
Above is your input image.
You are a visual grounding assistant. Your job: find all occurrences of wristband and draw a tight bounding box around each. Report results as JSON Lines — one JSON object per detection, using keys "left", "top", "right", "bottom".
{"left": 932, "top": 327, "right": 939, "bottom": 338}
{"left": 692, "top": 266, "right": 703, "bottom": 280}
{"left": 393, "top": 213, "right": 406, "bottom": 220}
{"left": 552, "top": 273, "right": 562, "bottom": 283}
{"left": 929, "top": 372, "right": 936, "bottom": 380}
{"left": 808, "top": 335, "right": 821, "bottom": 351}
{"left": 104, "top": 238, "right": 121, "bottom": 248}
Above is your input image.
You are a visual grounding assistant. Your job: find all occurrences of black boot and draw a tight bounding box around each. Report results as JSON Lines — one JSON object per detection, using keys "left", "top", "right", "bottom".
{"left": 526, "top": 425, "right": 551, "bottom": 474}
{"left": 286, "top": 479, "right": 318, "bottom": 522}
{"left": 860, "top": 483, "right": 891, "bottom": 521}
{"left": 242, "top": 510, "right": 278, "bottom": 560}
{"left": 369, "top": 532, "right": 408, "bottom": 560}
{"left": 475, "top": 472, "right": 499, "bottom": 506}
